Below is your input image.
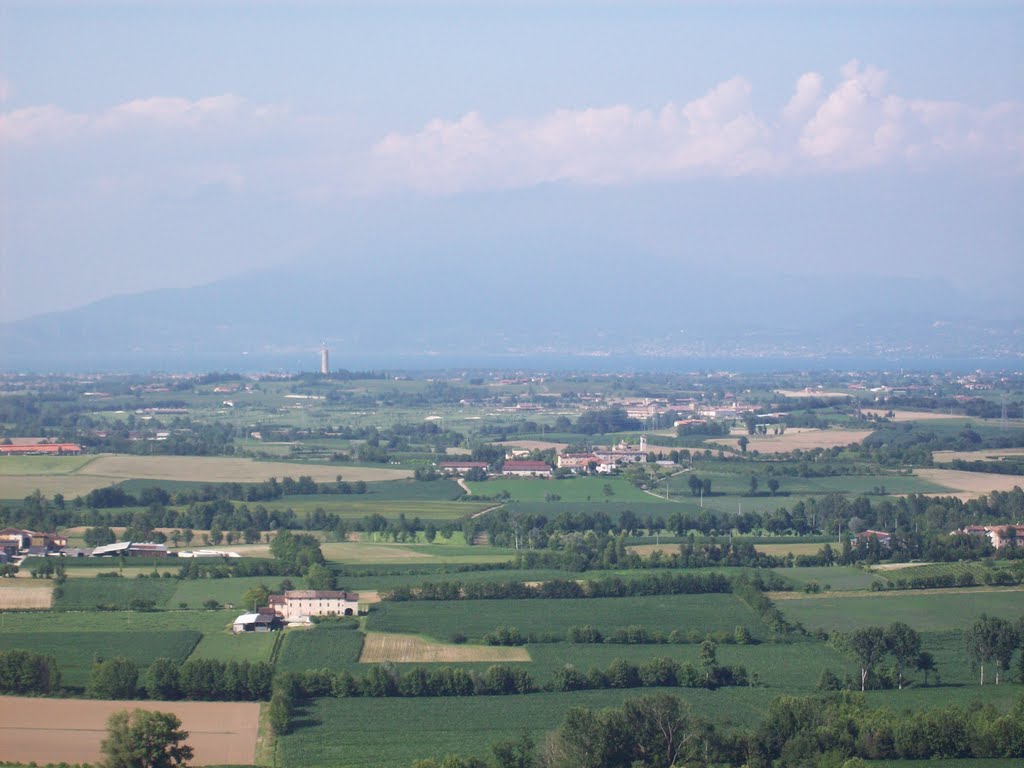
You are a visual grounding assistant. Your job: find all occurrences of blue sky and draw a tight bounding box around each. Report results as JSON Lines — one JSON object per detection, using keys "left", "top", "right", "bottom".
{"left": 1, "top": 1, "right": 1022, "bottom": 322}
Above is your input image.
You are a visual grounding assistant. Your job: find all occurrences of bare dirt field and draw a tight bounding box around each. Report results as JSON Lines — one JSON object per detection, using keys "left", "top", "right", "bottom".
{"left": 359, "top": 632, "right": 531, "bottom": 664}
{"left": 710, "top": 429, "right": 874, "bottom": 454}
{"left": 933, "top": 448, "right": 1024, "bottom": 464}
{"left": 0, "top": 585, "right": 53, "bottom": 609}
{"left": 914, "top": 468, "right": 1024, "bottom": 495}
{"left": 0, "top": 697, "right": 260, "bottom": 766}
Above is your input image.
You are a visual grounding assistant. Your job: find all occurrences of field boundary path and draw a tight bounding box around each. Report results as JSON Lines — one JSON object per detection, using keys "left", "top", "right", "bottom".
{"left": 471, "top": 503, "right": 504, "bottom": 519}
{"left": 769, "top": 584, "right": 1024, "bottom": 601}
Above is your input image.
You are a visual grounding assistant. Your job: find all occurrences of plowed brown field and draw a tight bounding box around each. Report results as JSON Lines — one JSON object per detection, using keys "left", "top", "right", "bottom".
{"left": 0, "top": 697, "right": 260, "bottom": 766}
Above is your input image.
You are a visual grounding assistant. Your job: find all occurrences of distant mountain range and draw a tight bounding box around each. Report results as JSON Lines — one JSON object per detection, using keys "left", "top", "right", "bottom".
{"left": 3, "top": 243, "right": 1020, "bottom": 372}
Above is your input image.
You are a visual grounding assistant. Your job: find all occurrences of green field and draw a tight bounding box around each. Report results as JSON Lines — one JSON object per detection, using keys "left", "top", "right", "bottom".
{"left": 777, "top": 588, "right": 1024, "bottom": 633}
{"left": 171, "top": 576, "right": 300, "bottom": 609}
{"left": 466, "top": 475, "right": 668, "bottom": 503}
{"left": 277, "top": 687, "right": 780, "bottom": 768}
{"left": 0, "top": 454, "right": 97, "bottom": 475}
{"left": 0, "top": 630, "right": 200, "bottom": 688}
{"left": 55, "top": 576, "right": 179, "bottom": 610}
{"left": 368, "top": 594, "right": 766, "bottom": 642}
{"left": 773, "top": 565, "right": 884, "bottom": 592}
{"left": 277, "top": 621, "right": 365, "bottom": 673}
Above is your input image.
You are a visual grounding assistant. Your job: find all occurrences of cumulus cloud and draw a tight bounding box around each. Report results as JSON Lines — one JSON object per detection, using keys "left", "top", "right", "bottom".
{"left": 2, "top": 62, "right": 1022, "bottom": 199}
{"left": 0, "top": 92, "right": 279, "bottom": 144}
{"left": 372, "top": 60, "right": 1024, "bottom": 193}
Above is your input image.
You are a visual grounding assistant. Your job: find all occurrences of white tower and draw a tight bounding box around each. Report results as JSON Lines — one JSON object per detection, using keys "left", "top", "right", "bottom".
{"left": 320, "top": 345, "right": 330, "bottom": 375}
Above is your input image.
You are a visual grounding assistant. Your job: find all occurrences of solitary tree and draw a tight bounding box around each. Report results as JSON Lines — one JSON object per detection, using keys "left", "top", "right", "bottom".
{"left": 100, "top": 708, "right": 193, "bottom": 768}
{"left": 885, "top": 622, "right": 922, "bottom": 690}
{"left": 738, "top": 436, "right": 749, "bottom": 454}
{"left": 848, "top": 626, "right": 887, "bottom": 691}
{"left": 915, "top": 651, "right": 937, "bottom": 686}
{"left": 767, "top": 478, "right": 780, "bottom": 496}
{"left": 966, "top": 614, "right": 1012, "bottom": 685}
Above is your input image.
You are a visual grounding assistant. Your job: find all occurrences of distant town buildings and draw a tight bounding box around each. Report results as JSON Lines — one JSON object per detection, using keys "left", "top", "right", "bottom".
{"left": 953, "top": 524, "right": 1024, "bottom": 550}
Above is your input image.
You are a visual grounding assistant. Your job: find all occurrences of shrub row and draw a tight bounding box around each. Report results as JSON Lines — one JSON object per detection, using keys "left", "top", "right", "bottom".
{"left": 567, "top": 624, "right": 754, "bottom": 646}
{"left": 385, "top": 572, "right": 732, "bottom": 602}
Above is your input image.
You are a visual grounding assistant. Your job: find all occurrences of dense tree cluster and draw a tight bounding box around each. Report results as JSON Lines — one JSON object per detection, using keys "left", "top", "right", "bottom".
{"left": 0, "top": 649, "right": 61, "bottom": 695}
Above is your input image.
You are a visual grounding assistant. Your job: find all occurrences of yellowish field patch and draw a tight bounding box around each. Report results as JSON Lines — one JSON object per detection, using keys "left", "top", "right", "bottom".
{"left": 933, "top": 448, "right": 1024, "bottom": 464}
{"left": 493, "top": 439, "right": 570, "bottom": 452}
{"left": 711, "top": 429, "right": 874, "bottom": 454}
{"left": 77, "top": 455, "right": 412, "bottom": 483}
{"left": 0, "top": 474, "right": 122, "bottom": 500}
{"left": 914, "top": 468, "right": 1024, "bottom": 495}
{"left": 0, "top": 697, "right": 260, "bottom": 766}
{"left": 754, "top": 543, "right": 827, "bottom": 557}
{"left": 319, "top": 542, "right": 435, "bottom": 563}
{"left": 776, "top": 389, "right": 853, "bottom": 398}
{"left": 0, "top": 585, "right": 53, "bottom": 608}
{"left": 359, "top": 632, "right": 531, "bottom": 663}
{"left": 862, "top": 409, "right": 966, "bottom": 422}
{"left": 627, "top": 544, "right": 678, "bottom": 557}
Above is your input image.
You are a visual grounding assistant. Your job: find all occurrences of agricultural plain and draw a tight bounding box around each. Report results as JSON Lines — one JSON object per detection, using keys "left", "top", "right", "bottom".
{"left": 0, "top": 696, "right": 260, "bottom": 766}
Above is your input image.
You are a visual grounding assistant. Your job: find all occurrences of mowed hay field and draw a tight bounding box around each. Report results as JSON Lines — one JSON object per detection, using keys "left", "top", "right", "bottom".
{"left": 711, "top": 429, "right": 874, "bottom": 454}
{"left": 78, "top": 455, "right": 413, "bottom": 483}
{"left": 360, "top": 632, "right": 531, "bottom": 664}
{"left": 754, "top": 542, "right": 828, "bottom": 557}
{"left": 0, "top": 697, "right": 260, "bottom": 766}
{"left": 913, "top": 468, "right": 1024, "bottom": 495}
{"left": 0, "top": 454, "right": 412, "bottom": 498}
{"left": 933, "top": 447, "right": 1024, "bottom": 463}
{"left": 0, "top": 585, "right": 52, "bottom": 609}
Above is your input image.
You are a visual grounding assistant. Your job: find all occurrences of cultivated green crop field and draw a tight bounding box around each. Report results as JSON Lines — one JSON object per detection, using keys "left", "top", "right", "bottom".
{"left": 276, "top": 621, "right": 365, "bottom": 673}
{"left": 0, "top": 630, "right": 200, "bottom": 688}
{"left": 55, "top": 577, "right": 179, "bottom": 610}
{"left": 277, "top": 687, "right": 781, "bottom": 768}
{"left": 776, "top": 588, "right": 1024, "bottom": 633}
{"left": 367, "top": 594, "right": 766, "bottom": 642}
{"left": 772, "top": 565, "right": 885, "bottom": 591}
{"left": 466, "top": 475, "right": 668, "bottom": 503}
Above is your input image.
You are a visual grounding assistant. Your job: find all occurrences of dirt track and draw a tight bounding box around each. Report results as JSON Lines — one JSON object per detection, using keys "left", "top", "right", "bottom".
{"left": 0, "top": 697, "right": 260, "bottom": 766}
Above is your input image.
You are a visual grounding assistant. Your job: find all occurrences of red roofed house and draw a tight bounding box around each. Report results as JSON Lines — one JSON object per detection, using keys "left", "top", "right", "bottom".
{"left": 0, "top": 443, "right": 82, "bottom": 456}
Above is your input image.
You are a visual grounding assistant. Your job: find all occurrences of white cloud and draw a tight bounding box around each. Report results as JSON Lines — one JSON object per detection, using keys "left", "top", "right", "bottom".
{"left": 2, "top": 62, "right": 1022, "bottom": 199}
{"left": 372, "top": 60, "right": 1024, "bottom": 192}
{"left": 0, "top": 92, "right": 279, "bottom": 145}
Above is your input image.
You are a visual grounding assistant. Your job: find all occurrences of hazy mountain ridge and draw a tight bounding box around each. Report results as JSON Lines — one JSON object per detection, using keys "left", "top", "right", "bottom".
{"left": 2, "top": 249, "right": 1019, "bottom": 371}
